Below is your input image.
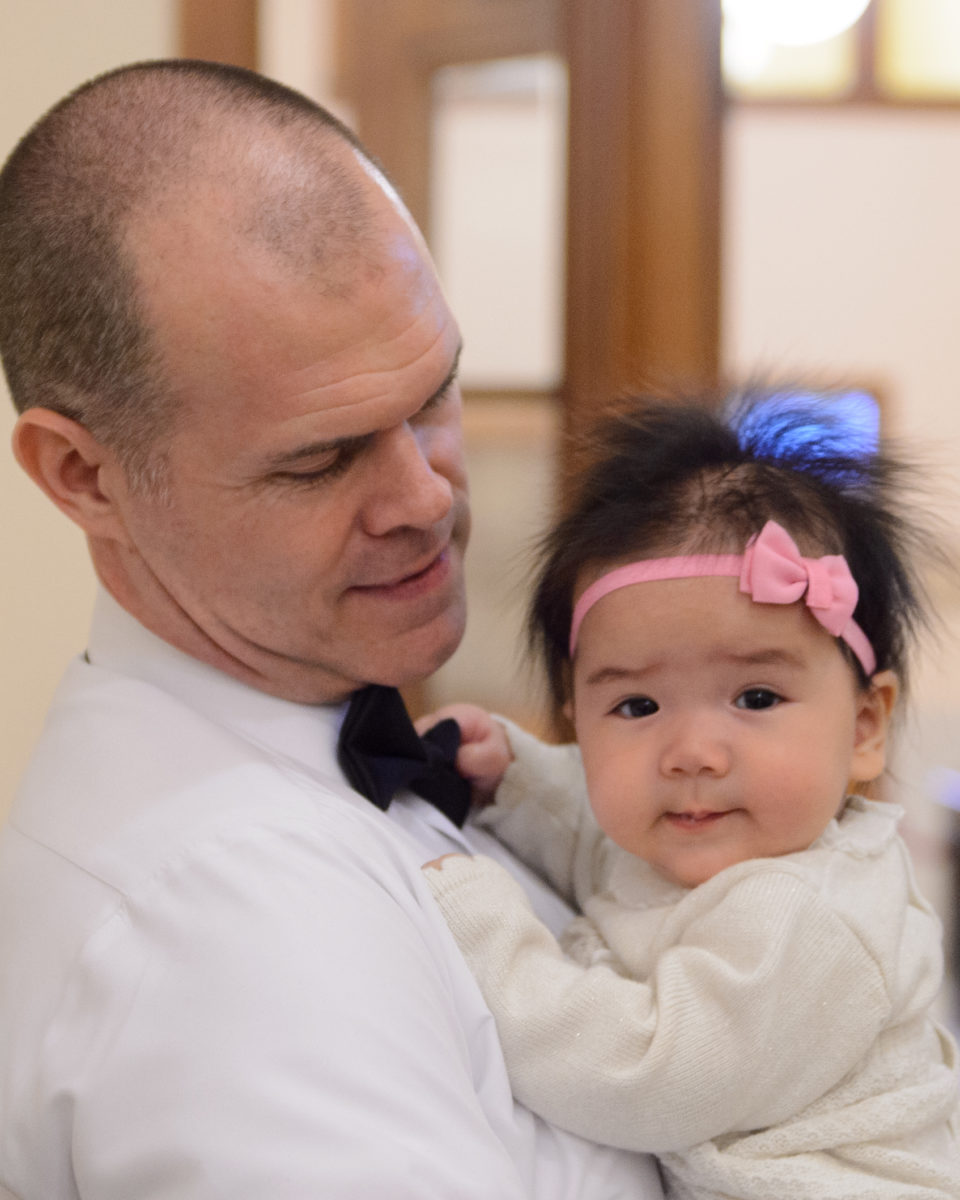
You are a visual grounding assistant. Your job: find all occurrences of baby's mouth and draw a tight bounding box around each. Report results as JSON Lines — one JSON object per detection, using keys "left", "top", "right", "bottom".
{"left": 665, "top": 810, "right": 731, "bottom": 830}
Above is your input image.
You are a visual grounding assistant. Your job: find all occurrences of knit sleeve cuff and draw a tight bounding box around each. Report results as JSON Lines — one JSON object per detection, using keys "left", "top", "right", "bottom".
{"left": 423, "top": 853, "right": 534, "bottom": 947}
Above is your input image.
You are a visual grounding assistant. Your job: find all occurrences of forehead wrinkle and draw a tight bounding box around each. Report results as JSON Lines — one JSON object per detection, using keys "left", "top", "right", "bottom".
{"left": 275, "top": 335, "right": 461, "bottom": 424}
{"left": 249, "top": 340, "right": 463, "bottom": 473}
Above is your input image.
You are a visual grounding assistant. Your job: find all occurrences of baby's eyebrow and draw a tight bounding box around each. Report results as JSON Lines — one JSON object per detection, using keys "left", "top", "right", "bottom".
{"left": 582, "top": 648, "right": 808, "bottom": 688}
{"left": 725, "top": 648, "right": 807, "bottom": 669}
{"left": 583, "top": 665, "right": 657, "bottom": 688}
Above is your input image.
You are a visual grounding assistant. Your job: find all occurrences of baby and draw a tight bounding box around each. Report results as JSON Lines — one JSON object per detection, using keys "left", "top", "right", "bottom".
{"left": 422, "top": 391, "right": 960, "bottom": 1198}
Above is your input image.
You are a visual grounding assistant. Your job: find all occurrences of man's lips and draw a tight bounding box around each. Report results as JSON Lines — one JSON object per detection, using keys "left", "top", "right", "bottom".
{"left": 350, "top": 547, "right": 450, "bottom": 596}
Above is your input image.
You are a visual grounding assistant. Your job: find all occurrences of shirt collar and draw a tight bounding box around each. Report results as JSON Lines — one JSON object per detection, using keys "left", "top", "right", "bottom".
{"left": 86, "top": 588, "right": 348, "bottom": 778}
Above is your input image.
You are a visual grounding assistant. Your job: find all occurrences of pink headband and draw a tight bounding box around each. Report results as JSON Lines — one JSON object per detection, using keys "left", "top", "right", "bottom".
{"left": 569, "top": 519, "right": 876, "bottom": 676}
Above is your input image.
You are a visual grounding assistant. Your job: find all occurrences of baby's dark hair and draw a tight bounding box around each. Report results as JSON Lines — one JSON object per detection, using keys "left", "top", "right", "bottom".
{"left": 529, "top": 389, "right": 931, "bottom": 707}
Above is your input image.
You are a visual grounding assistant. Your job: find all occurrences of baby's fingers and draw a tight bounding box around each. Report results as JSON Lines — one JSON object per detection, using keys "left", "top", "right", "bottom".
{"left": 414, "top": 703, "right": 494, "bottom": 745}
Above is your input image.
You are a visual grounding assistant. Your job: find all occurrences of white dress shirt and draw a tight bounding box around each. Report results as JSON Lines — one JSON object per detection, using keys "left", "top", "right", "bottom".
{"left": 0, "top": 591, "right": 662, "bottom": 1200}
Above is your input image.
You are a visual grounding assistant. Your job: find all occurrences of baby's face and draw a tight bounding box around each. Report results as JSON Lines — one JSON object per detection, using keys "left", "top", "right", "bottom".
{"left": 569, "top": 572, "right": 893, "bottom": 888}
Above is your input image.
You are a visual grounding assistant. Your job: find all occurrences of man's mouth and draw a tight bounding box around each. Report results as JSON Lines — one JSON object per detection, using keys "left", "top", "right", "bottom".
{"left": 351, "top": 546, "right": 450, "bottom": 597}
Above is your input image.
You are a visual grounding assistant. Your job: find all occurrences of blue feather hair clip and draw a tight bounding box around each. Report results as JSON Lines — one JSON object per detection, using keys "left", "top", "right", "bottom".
{"left": 727, "top": 388, "right": 880, "bottom": 486}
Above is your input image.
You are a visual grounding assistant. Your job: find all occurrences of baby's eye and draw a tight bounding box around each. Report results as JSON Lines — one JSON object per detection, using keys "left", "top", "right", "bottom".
{"left": 613, "top": 696, "right": 659, "bottom": 719}
{"left": 735, "top": 688, "right": 782, "bottom": 711}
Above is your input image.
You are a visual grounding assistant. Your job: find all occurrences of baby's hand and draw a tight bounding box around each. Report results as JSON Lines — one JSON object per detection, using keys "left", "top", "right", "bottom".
{"left": 415, "top": 703, "right": 513, "bottom": 804}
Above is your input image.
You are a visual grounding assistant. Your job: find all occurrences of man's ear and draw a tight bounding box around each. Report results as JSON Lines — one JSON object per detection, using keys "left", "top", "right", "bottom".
{"left": 12, "top": 408, "right": 131, "bottom": 543}
{"left": 850, "top": 669, "right": 899, "bottom": 785}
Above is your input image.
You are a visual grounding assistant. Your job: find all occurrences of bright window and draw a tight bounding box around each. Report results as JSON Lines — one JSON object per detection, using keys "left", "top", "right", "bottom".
{"left": 724, "top": 26, "right": 859, "bottom": 99}
{"left": 723, "top": 0, "right": 960, "bottom": 102}
{"left": 877, "top": 0, "right": 960, "bottom": 99}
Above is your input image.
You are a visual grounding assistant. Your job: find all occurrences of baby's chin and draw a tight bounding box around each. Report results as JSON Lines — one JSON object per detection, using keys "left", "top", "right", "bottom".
{"left": 652, "top": 848, "right": 752, "bottom": 890}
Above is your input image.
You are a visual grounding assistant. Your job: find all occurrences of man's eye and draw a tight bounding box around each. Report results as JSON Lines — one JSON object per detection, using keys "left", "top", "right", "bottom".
{"left": 416, "top": 387, "right": 450, "bottom": 418}
{"left": 612, "top": 696, "right": 659, "bottom": 719}
{"left": 735, "top": 688, "right": 782, "bottom": 711}
{"left": 276, "top": 443, "right": 362, "bottom": 486}
{"left": 280, "top": 462, "right": 343, "bottom": 485}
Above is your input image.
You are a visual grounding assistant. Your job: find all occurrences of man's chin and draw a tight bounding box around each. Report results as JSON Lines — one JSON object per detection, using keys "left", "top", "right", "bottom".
{"left": 364, "top": 607, "right": 467, "bottom": 693}
{"left": 237, "top": 589, "right": 468, "bottom": 705}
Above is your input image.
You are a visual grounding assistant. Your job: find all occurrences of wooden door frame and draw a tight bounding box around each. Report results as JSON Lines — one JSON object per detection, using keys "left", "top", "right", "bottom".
{"left": 178, "top": 0, "right": 723, "bottom": 425}
{"left": 336, "top": 0, "right": 723, "bottom": 433}
{"left": 563, "top": 2, "right": 723, "bottom": 432}
{"left": 178, "top": 0, "right": 259, "bottom": 69}
{"left": 336, "top": 0, "right": 562, "bottom": 236}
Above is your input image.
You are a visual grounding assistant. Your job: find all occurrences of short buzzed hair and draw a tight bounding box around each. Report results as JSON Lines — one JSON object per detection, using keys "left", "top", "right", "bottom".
{"left": 0, "top": 60, "right": 374, "bottom": 488}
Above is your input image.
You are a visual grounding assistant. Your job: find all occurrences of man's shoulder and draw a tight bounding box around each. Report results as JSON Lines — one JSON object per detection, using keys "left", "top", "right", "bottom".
{"left": 6, "top": 655, "right": 392, "bottom": 899}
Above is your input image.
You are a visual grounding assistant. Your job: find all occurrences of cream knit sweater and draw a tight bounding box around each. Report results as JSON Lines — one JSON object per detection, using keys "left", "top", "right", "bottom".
{"left": 427, "top": 722, "right": 960, "bottom": 1198}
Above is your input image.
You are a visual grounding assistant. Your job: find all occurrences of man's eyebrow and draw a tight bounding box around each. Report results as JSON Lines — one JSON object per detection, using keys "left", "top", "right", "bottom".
{"left": 260, "top": 433, "right": 364, "bottom": 473}
{"left": 260, "top": 342, "right": 464, "bottom": 474}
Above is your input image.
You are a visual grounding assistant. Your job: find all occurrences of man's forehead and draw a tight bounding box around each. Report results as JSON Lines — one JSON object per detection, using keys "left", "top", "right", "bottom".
{"left": 128, "top": 193, "right": 415, "bottom": 370}
{"left": 130, "top": 145, "right": 384, "bottom": 266}
{"left": 136, "top": 247, "right": 456, "bottom": 460}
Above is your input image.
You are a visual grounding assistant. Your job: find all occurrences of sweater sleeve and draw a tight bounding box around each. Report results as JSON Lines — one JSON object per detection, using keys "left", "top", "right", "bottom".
{"left": 425, "top": 854, "right": 892, "bottom": 1154}
{"left": 474, "top": 721, "right": 601, "bottom": 905}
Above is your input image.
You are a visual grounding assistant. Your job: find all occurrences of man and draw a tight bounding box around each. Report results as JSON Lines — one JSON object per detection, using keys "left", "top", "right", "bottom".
{"left": 0, "top": 61, "right": 662, "bottom": 1198}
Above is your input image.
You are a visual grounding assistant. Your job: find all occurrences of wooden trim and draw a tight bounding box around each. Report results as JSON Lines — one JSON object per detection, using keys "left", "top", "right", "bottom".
{"left": 335, "top": 0, "right": 561, "bottom": 234}
{"left": 337, "top": 0, "right": 722, "bottom": 414}
{"left": 562, "top": 0, "right": 723, "bottom": 440}
{"left": 461, "top": 391, "right": 559, "bottom": 444}
{"left": 730, "top": 95, "right": 960, "bottom": 111}
{"left": 462, "top": 387, "right": 559, "bottom": 404}
{"left": 337, "top": 0, "right": 560, "bottom": 85}
{"left": 178, "top": 0, "right": 259, "bottom": 69}
{"left": 853, "top": 0, "right": 880, "bottom": 101}
{"left": 335, "top": 2, "right": 433, "bottom": 231}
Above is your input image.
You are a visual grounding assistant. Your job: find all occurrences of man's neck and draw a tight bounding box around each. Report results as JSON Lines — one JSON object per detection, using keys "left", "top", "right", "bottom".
{"left": 89, "top": 539, "right": 356, "bottom": 705}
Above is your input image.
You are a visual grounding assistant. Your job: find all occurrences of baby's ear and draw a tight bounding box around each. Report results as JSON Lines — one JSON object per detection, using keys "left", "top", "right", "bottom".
{"left": 560, "top": 661, "right": 576, "bottom": 726}
{"left": 849, "top": 669, "right": 899, "bottom": 785}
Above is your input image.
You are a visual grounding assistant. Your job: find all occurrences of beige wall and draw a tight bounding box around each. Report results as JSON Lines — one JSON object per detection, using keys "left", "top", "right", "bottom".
{"left": 0, "top": 2, "right": 174, "bottom": 812}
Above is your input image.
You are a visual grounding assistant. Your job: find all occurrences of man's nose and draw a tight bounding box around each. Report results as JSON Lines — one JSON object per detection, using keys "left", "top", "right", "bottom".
{"left": 362, "top": 422, "right": 454, "bottom": 535}
{"left": 659, "top": 716, "right": 731, "bottom": 778}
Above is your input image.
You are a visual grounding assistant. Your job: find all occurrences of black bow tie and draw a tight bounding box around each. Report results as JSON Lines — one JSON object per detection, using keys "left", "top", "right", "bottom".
{"left": 337, "top": 685, "right": 471, "bottom": 828}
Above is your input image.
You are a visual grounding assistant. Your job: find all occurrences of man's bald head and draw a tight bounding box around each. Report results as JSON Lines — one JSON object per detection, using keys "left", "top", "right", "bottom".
{"left": 0, "top": 60, "right": 382, "bottom": 488}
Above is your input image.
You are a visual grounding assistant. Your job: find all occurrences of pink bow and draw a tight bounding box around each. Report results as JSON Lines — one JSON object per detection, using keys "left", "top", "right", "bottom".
{"left": 568, "top": 519, "right": 877, "bottom": 675}
{"left": 740, "top": 521, "right": 859, "bottom": 639}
